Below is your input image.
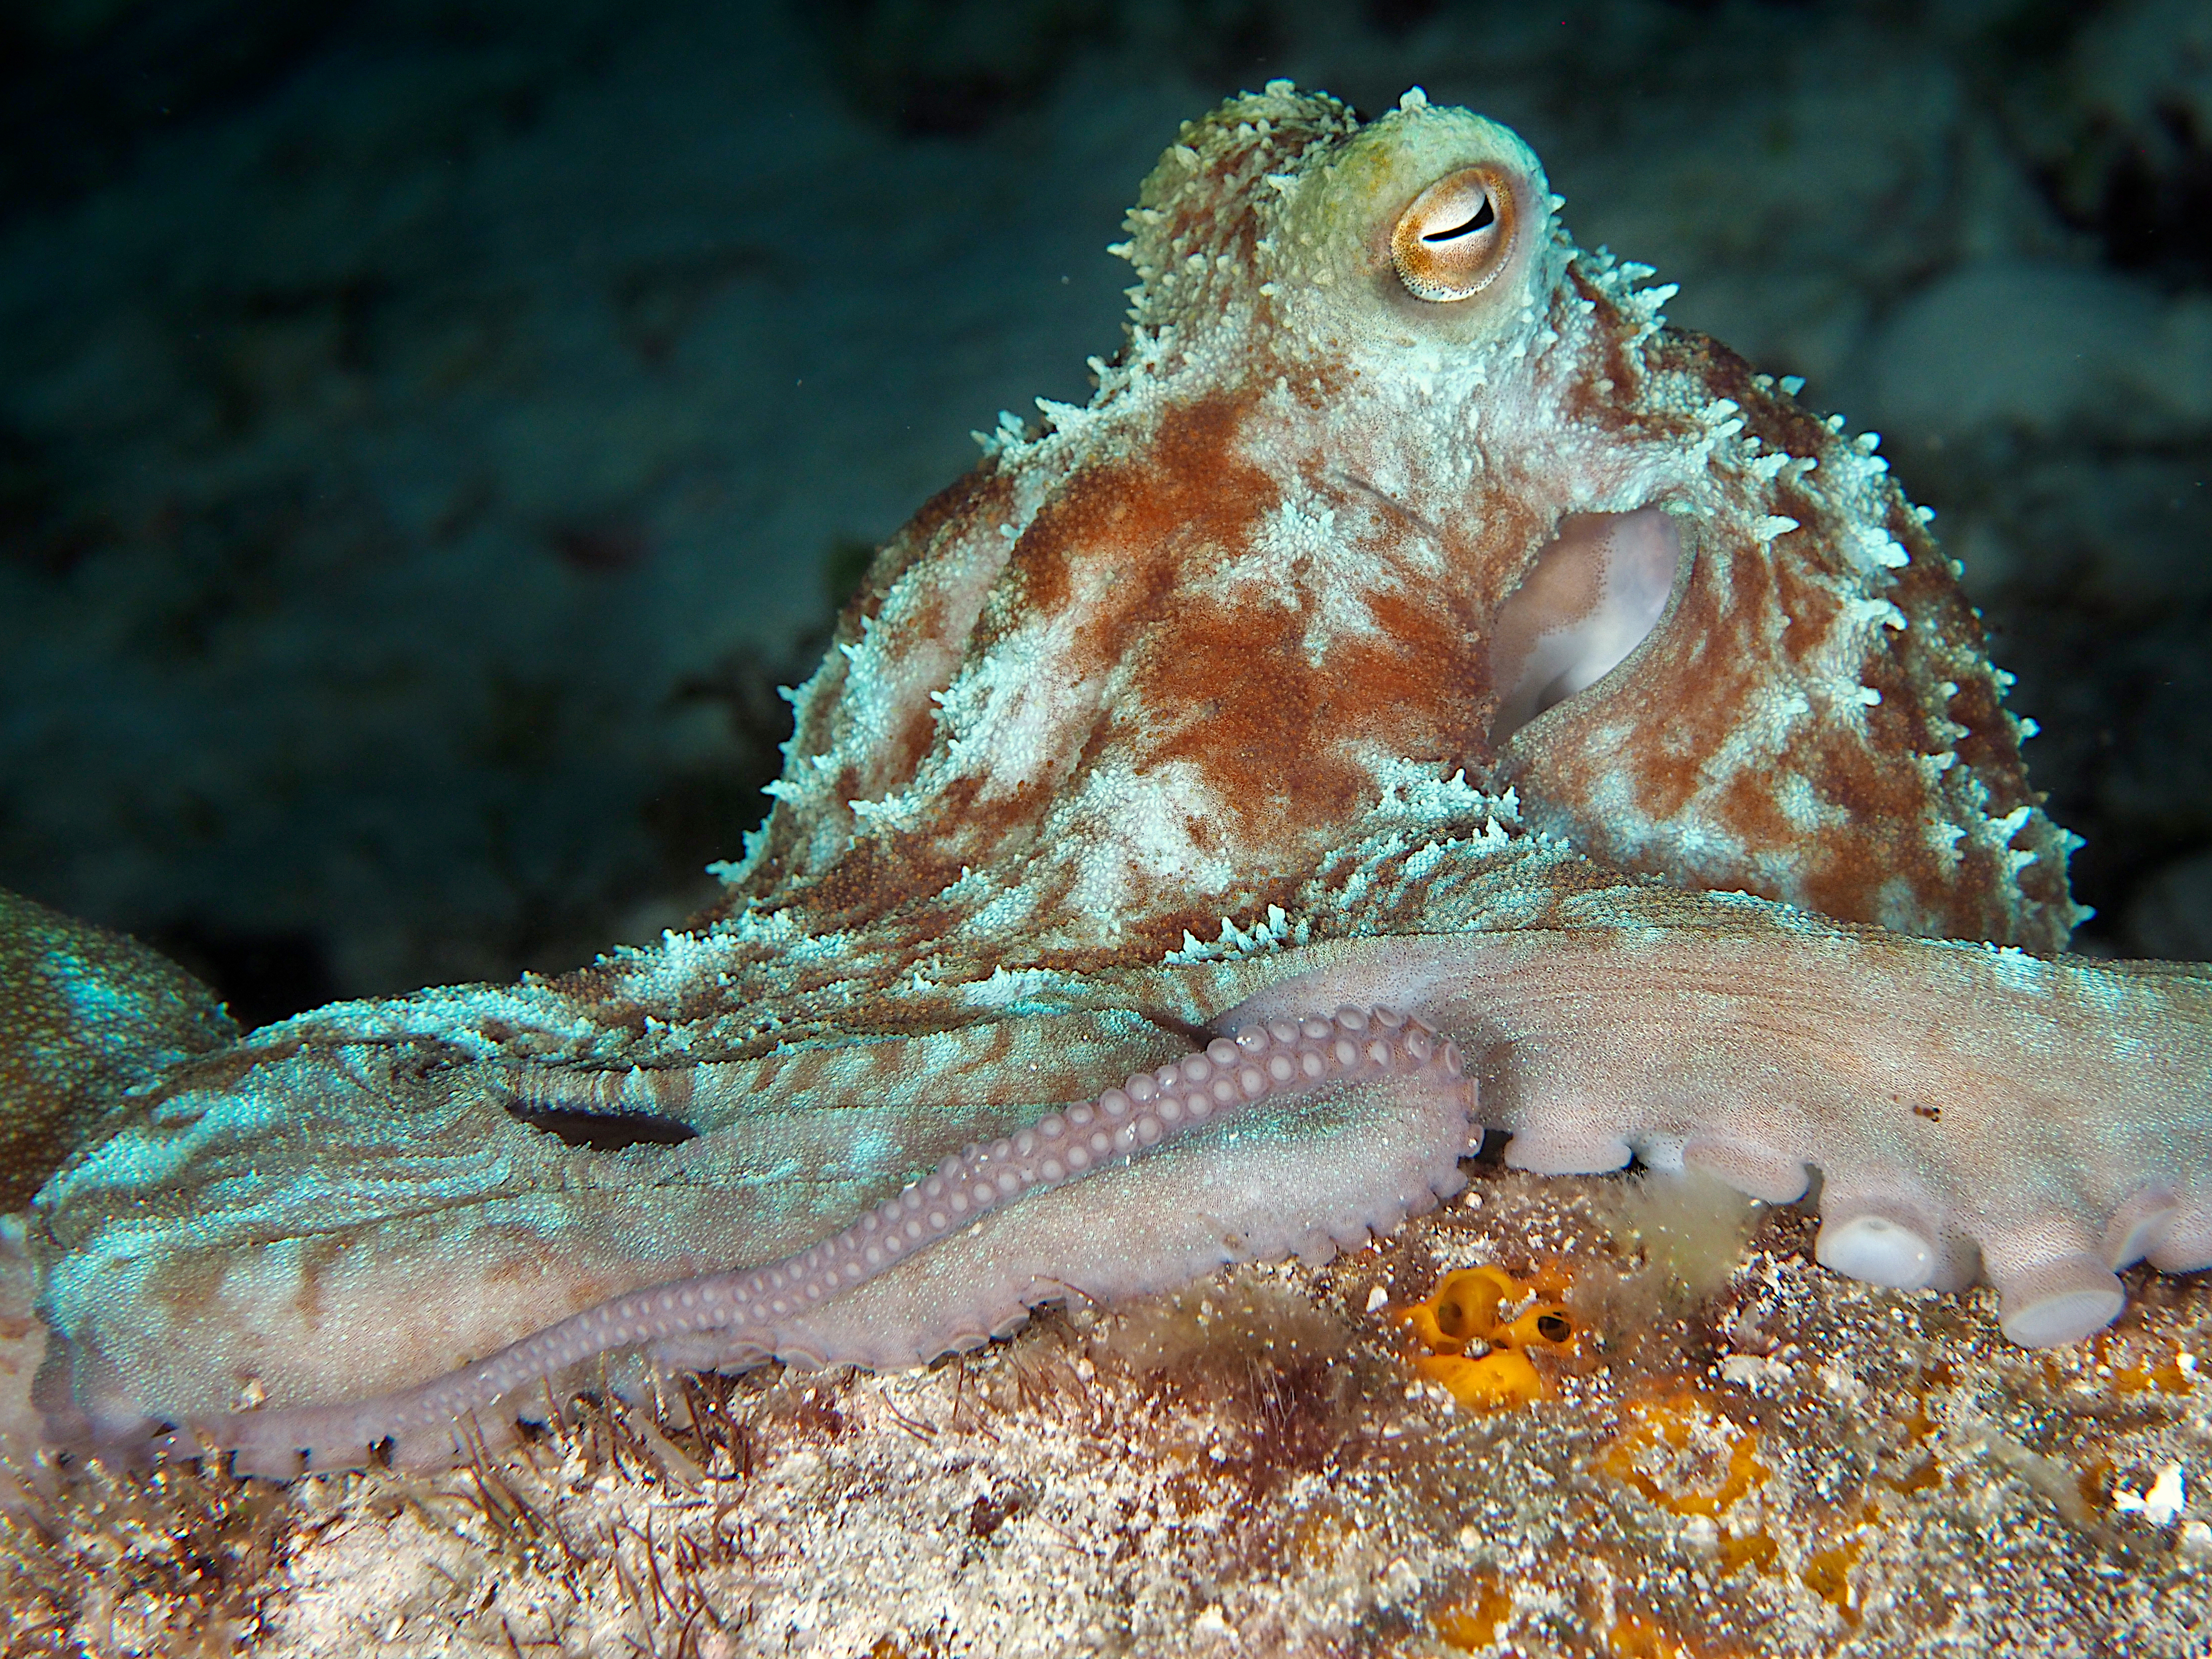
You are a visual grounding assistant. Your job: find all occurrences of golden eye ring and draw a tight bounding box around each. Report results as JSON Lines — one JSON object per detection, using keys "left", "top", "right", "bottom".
{"left": 1391, "top": 165, "right": 1517, "bottom": 302}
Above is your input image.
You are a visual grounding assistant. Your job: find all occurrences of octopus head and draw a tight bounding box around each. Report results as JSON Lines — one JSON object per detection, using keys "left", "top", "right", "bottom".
{"left": 1037, "top": 86, "right": 2079, "bottom": 952}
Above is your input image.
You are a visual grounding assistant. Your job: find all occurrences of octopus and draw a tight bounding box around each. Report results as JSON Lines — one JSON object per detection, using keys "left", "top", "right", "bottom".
{"left": 8, "top": 83, "right": 2211, "bottom": 1483}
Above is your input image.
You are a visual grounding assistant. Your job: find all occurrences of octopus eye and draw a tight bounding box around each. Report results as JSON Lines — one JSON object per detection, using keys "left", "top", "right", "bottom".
{"left": 1392, "top": 165, "right": 1516, "bottom": 302}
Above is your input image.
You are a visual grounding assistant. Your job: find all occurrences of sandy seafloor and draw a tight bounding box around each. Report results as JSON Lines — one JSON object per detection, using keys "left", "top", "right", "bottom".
{"left": 2, "top": 0, "right": 2210, "bottom": 1652}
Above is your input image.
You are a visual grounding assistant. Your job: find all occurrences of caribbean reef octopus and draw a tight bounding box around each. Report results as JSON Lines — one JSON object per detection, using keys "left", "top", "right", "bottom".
{"left": 8, "top": 83, "right": 2211, "bottom": 1481}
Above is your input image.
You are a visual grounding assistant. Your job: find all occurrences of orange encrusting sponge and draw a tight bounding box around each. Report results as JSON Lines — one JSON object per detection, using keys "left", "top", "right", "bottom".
{"left": 1395, "top": 1264, "right": 1578, "bottom": 1410}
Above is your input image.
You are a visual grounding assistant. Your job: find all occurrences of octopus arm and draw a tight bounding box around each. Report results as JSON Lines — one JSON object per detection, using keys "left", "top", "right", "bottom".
{"left": 98, "top": 889, "right": 2209, "bottom": 1478}
{"left": 166, "top": 1009, "right": 1474, "bottom": 1476}
{"left": 1230, "top": 888, "right": 2212, "bottom": 1347}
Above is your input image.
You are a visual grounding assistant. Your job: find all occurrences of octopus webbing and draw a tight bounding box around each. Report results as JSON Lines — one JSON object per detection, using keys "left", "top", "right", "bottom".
{"left": 13, "top": 83, "right": 2212, "bottom": 1480}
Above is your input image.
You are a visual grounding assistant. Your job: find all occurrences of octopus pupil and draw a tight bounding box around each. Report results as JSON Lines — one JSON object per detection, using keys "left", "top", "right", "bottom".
{"left": 1423, "top": 198, "right": 1495, "bottom": 241}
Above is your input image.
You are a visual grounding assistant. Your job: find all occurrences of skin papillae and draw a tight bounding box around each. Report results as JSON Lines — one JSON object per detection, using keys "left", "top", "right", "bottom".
{"left": 13, "top": 85, "right": 2212, "bottom": 1480}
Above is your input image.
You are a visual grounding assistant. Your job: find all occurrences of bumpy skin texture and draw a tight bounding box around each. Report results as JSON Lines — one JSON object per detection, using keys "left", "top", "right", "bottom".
{"left": 24, "top": 87, "right": 2212, "bottom": 1474}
